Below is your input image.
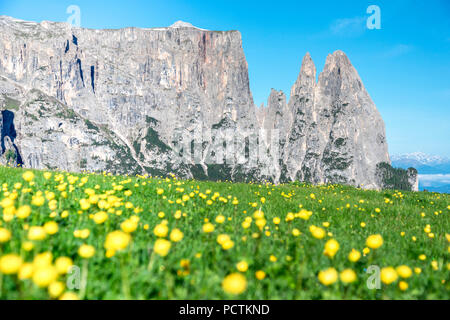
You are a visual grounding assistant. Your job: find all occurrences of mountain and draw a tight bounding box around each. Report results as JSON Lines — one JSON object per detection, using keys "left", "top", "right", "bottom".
{"left": 392, "top": 153, "right": 450, "bottom": 174}
{"left": 0, "top": 16, "right": 416, "bottom": 190}
{"left": 392, "top": 153, "right": 450, "bottom": 193}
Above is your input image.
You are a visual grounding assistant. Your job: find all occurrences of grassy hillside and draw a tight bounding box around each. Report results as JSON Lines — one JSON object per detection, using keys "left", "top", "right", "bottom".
{"left": 0, "top": 166, "right": 448, "bottom": 299}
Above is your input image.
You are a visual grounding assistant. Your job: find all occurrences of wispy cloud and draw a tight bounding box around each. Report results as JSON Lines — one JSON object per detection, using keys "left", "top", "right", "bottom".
{"left": 330, "top": 17, "right": 366, "bottom": 37}
{"left": 382, "top": 44, "right": 414, "bottom": 58}
{"left": 419, "top": 174, "right": 450, "bottom": 186}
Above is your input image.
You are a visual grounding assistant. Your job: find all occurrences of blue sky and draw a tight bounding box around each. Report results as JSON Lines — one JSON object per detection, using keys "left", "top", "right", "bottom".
{"left": 1, "top": 0, "right": 449, "bottom": 157}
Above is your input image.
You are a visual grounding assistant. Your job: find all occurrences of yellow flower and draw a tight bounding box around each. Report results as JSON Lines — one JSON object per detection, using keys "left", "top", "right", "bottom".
{"left": 396, "top": 265, "right": 412, "bottom": 279}
{"left": 318, "top": 268, "right": 338, "bottom": 286}
{"left": 298, "top": 209, "right": 312, "bottom": 220}
{"left": 156, "top": 188, "right": 164, "bottom": 195}
{"left": 33, "top": 252, "right": 53, "bottom": 269}
{"left": 399, "top": 281, "right": 408, "bottom": 291}
{"left": 0, "top": 254, "right": 23, "bottom": 274}
{"left": 285, "top": 212, "right": 295, "bottom": 221}
{"left": 310, "top": 226, "right": 326, "bottom": 239}
{"left": 215, "top": 215, "right": 225, "bottom": 224}
{"left": 74, "top": 229, "right": 90, "bottom": 239}
{"left": 242, "top": 221, "right": 251, "bottom": 229}
{"left": 31, "top": 195, "right": 45, "bottom": 207}
{"left": 121, "top": 219, "right": 138, "bottom": 233}
{"left": 43, "top": 221, "right": 59, "bottom": 235}
{"left": 202, "top": 223, "right": 215, "bottom": 233}
{"left": 269, "top": 255, "right": 277, "bottom": 262}
{"left": 273, "top": 217, "right": 281, "bottom": 225}
{"left": 28, "top": 226, "right": 47, "bottom": 241}
{"left": 59, "top": 292, "right": 80, "bottom": 300}
{"left": 323, "top": 239, "right": 340, "bottom": 258}
{"left": 431, "top": 260, "right": 438, "bottom": 270}
{"left": 48, "top": 281, "right": 65, "bottom": 298}
{"left": 78, "top": 244, "right": 95, "bottom": 259}
{"left": 292, "top": 228, "right": 301, "bottom": 237}
{"left": 16, "top": 205, "right": 31, "bottom": 219}
{"left": 221, "top": 240, "right": 235, "bottom": 250}
{"left": 366, "top": 234, "right": 383, "bottom": 249}
{"left": 340, "top": 269, "right": 357, "bottom": 284}
{"left": 222, "top": 273, "right": 247, "bottom": 295}
{"left": 105, "top": 249, "right": 115, "bottom": 258}
{"left": 169, "top": 228, "right": 184, "bottom": 242}
{"left": 55, "top": 257, "right": 73, "bottom": 274}
{"left": 380, "top": 267, "right": 398, "bottom": 284}
{"left": 43, "top": 172, "right": 52, "bottom": 180}
{"left": 79, "top": 198, "right": 91, "bottom": 210}
{"left": 22, "top": 170, "right": 35, "bottom": 182}
{"left": 348, "top": 249, "right": 361, "bottom": 262}
{"left": 104, "top": 230, "right": 131, "bottom": 252}
{"left": 217, "top": 234, "right": 231, "bottom": 245}
{"left": 253, "top": 210, "right": 264, "bottom": 219}
{"left": 153, "top": 239, "right": 171, "bottom": 257}
{"left": 0, "top": 228, "right": 11, "bottom": 243}
{"left": 1, "top": 197, "right": 14, "bottom": 209}
{"left": 236, "top": 261, "right": 248, "bottom": 272}
{"left": 153, "top": 224, "right": 169, "bottom": 238}
{"left": 48, "top": 199, "right": 57, "bottom": 211}
{"left": 32, "top": 266, "right": 58, "bottom": 288}
{"left": 180, "top": 259, "right": 190, "bottom": 270}
{"left": 418, "top": 254, "right": 426, "bottom": 261}
{"left": 255, "top": 270, "right": 266, "bottom": 280}
{"left": 255, "top": 218, "right": 266, "bottom": 230}
{"left": 18, "top": 263, "right": 34, "bottom": 279}
{"left": 93, "top": 211, "right": 108, "bottom": 224}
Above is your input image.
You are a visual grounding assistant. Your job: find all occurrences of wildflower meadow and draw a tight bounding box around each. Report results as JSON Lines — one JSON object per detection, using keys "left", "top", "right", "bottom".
{"left": 0, "top": 166, "right": 448, "bottom": 300}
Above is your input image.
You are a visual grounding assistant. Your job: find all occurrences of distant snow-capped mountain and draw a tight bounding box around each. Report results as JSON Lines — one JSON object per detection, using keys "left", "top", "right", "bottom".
{"left": 391, "top": 152, "right": 449, "bottom": 165}
{"left": 392, "top": 153, "right": 450, "bottom": 193}
{"left": 392, "top": 152, "right": 450, "bottom": 174}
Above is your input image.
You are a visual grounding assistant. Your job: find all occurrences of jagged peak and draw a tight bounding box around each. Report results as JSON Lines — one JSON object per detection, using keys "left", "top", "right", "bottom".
{"left": 324, "top": 50, "right": 352, "bottom": 69}
{"left": 268, "top": 88, "right": 285, "bottom": 97}
{"left": 290, "top": 52, "right": 316, "bottom": 98}
{"left": 318, "top": 49, "right": 362, "bottom": 87}
{"left": 300, "top": 52, "right": 316, "bottom": 78}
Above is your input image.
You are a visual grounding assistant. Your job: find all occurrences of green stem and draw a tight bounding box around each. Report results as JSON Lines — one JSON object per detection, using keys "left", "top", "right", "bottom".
{"left": 79, "top": 259, "right": 89, "bottom": 299}
{"left": 120, "top": 254, "right": 131, "bottom": 299}
{"left": 147, "top": 250, "right": 155, "bottom": 271}
{"left": 0, "top": 273, "right": 3, "bottom": 299}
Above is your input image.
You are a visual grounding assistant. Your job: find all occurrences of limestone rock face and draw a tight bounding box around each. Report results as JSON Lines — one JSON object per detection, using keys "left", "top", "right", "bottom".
{"left": 0, "top": 16, "right": 396, "bottom": 189}
{"left": 407, "top": 168, "right": 419, "bottom": 192}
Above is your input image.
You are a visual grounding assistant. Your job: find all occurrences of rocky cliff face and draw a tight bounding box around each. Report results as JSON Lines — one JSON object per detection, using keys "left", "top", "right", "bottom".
{"left": 0, "top": 16, "right": 404, "bottom": 189}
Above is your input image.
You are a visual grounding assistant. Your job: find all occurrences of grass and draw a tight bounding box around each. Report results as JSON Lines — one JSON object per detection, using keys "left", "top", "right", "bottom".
{"left": 0, "top": 165, "right": 448, "bottom": 300}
